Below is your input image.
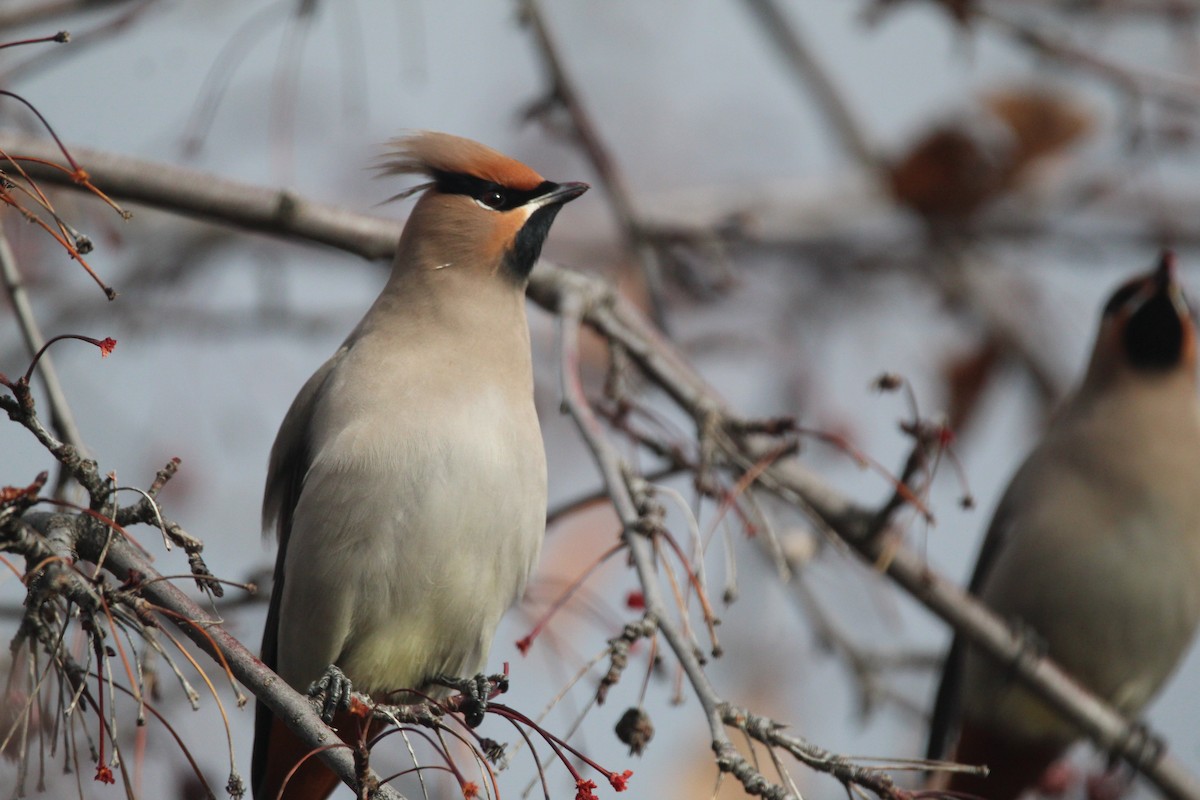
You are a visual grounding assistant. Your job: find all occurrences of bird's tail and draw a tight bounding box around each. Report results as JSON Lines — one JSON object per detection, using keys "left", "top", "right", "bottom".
{"left": 254, "top": 710, "right": 382, "bottom": 800}
{"left": 934, "top": 720, "right": 1064, "bottom": 800}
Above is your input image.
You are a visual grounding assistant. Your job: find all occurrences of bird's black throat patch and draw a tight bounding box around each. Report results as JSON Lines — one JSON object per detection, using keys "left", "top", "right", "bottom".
{"left": 1124, "top": 291, "right": 1185, "bottom": 371}
{"left": 506, "top": 204, "right": 565, "bottom": 281}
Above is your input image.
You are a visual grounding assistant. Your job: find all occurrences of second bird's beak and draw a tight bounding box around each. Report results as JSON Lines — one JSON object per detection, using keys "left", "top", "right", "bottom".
{"left": 1155, "top": 250, "right": 1178, "bottom": 290}
{"left": 1150, "top": 250, "right": 1191, "bottom": 319}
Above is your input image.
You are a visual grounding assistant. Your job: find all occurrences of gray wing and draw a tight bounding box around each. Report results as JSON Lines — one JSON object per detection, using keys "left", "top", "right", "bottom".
{"left": 925, "top": 483, "right": 1022, "bottom": 762}
{"left": 252, "top": 347, "right": 345, "bottom": 798}
{"left": 262, "top": 345, "right": 347, "bottom": 544}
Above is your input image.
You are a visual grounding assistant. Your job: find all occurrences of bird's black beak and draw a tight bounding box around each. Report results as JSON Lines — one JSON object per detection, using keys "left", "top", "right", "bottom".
{"left": 1155, "top": 249, "right": 1178, "bottom": 292}
{"left": 538, "top": 181, "right": 589, "bottom": 206}
{"left": 1118, "top": 250, "right": 1193, "bottom": 371}
{"left": 1148, "top": 250, "right": 1191, "bottom": 320}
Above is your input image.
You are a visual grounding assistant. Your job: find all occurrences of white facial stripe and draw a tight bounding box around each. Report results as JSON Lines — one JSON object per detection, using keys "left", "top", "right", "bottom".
{"left": 471, "top": 192, "right": 553, "bottom": 219}
{"left": 522, "top": 193, "right": 560, "bottom": 213}
{"left": 471, "top": 198, "right": 537, "bottom": 220}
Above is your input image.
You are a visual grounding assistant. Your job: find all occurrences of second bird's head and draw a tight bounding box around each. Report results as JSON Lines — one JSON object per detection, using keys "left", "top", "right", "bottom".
{"left": 1088, "top": 250, "right": 1198, "bottom": 385}
{"left": 381, "top": 131, "right": 588, "bottom": 283}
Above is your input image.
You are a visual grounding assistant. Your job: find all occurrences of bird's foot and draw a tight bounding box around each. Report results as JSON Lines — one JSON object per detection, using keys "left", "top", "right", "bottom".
{"left": 1112, "top": 720, "right": 1163, "bottom": 773}
{"left": 307, "top": 664, "right": 354, "bottom": 724}
{"left": 434, "top": 673, "right": 501, "bottom": 728}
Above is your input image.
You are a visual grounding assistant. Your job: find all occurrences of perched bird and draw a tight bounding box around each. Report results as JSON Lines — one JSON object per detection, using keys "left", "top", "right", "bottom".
{"left": 251, "top": 132, "right": 587, "bottom": 800}
{"left": 926, "top": 252, "right": 1200, "bottom": 800}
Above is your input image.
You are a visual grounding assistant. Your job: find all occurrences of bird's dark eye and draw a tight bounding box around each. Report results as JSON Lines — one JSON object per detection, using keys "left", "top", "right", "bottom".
{"left": 479, "top": 190, "right": 506, "bottom": 209}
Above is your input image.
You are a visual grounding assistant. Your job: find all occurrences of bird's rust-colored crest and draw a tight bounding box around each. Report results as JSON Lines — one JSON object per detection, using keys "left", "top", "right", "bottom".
{"left": 380, "top": 131, "right": 546, "bottom": 191}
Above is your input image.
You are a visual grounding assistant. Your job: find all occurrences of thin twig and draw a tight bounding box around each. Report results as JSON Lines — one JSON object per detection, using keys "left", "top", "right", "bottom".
{"left": 557, "top": 294, "right": 786, "bottom": 796}
{"left": 0, "top": 228, "right": 86, "bottom": 492}
{"left": 519, "top": 0, "right": 671, "bottom": 331}
{"left": 739, "top": 0, "right": 884, "bottom": 175}
{"left": 944, "top": 0, "right": 1200, "bottom": 109}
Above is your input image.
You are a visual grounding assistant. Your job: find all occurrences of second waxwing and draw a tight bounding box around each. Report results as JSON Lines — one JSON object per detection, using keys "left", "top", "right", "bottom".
{"left": 926, "top": 252, "right": 1200, "bottom": 800}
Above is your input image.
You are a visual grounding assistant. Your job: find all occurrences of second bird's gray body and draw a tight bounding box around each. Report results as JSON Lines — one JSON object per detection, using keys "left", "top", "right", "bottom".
{"left": 927, "top": 261, "right": 1200, "bottom": 800}
{"left": 960, "top": 355, "right": 1200, "bottom": 742}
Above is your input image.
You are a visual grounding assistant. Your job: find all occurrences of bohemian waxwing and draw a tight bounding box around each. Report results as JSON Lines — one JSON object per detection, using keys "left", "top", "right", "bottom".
{"left": 926, "top": 252, "right": 1200, "bottom": 800}
{"left": 251, "top": 132, "right": 587, "bottom": 800}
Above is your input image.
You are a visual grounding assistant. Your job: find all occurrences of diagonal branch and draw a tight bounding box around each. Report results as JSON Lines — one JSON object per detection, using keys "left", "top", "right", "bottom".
{"left": 14, "top": 508, "right": 407, "bottom": 800}
{"left": 557, "top": 293, "right": 904, "bottom": 798}
{"left": 0, "top": 383, "right": 405, "bottom": 799}
{"left": 536, "top": 265, "right": 1200, "bottom": 800}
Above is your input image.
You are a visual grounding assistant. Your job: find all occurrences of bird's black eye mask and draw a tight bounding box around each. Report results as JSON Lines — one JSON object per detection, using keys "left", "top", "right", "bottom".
{"left": 1102, "top": 279, "right": 1141, "bottom": 316}
{"left": 432, "top": 170, "right": 556, "bottom": 212}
